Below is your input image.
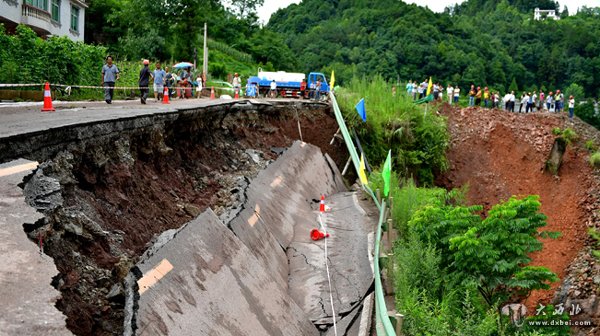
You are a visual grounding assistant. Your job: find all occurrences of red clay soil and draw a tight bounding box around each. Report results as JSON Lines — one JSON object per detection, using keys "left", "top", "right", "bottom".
{"left": 436, "top": 105, "right": 594, "bottom": 312}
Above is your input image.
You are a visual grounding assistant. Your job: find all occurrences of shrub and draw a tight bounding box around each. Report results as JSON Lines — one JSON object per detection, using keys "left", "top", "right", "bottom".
{"left": 409, "top": 195, "right": 560, "bottom": 306}
{"left": 561, "top": 128, "right": 578, "bottom": 144}
{"left": 585, "top": 140, "right": 597, "bottom": 152}
{"left": 590, "top": 152, "right": 600, "bottom": 169}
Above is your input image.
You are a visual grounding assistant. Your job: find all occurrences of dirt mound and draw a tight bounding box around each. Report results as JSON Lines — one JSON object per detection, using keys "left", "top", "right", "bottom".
{"left": 437, "top": 106, "right": 600, "bottom": 317}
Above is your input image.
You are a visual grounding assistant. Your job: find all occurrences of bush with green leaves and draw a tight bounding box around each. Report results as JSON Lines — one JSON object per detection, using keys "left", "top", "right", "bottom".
{"left": 575, "top": 100, "right": 600, "bottom": 130}
{"left": 409, "top": 195, "right": 560, "bottom": 306}
{"left": 0, "top": 24, "right": 106, "bottom": 86}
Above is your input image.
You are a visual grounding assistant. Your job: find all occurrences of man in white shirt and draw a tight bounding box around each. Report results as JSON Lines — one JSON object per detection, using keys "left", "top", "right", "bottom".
{"left": 453, "top": 86, "right": 460, "bottom": 104}
{"left": 447, "top": 84, "right": 454, "bottom": 105}
{"left": 269, "top": 80, "right": 277, "bottom": 98}
{"left": 568, "top": 95, "right": 575, "bottom": 120}
{"left": 232, "top": 73, "right": 241, "bottom": 96}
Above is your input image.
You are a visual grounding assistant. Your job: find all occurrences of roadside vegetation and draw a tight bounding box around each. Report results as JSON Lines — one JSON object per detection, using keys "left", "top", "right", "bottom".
{"left": 342, "top": 78, "right": 567, "bottom": 335}
{"left": 338, "top": 76, "right": 448, "bottom": 186}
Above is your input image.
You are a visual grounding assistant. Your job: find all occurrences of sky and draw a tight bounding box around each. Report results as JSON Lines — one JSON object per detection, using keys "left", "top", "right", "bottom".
{"left": 257, "top": 0, "right": 600, "bottom": 23}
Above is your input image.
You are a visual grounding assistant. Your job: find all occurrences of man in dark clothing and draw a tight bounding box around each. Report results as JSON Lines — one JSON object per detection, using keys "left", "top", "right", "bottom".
{"left": 139, "top": 59, "right": 152, "bottom": 104}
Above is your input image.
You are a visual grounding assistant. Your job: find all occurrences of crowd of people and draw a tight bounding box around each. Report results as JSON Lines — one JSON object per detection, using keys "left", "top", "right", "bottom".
{"left": 403, "top": 80, "right": 576, "bottom": 120}
{"left": 101, "top": 57, "right": 328, "bottom": 103}
{"left": 100, "top": 56, "right": 206, "bottom": 104}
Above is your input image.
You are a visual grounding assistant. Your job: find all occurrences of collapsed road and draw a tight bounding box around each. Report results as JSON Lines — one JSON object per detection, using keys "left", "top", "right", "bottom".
{"left": 0, "top": 99, "right": 378, "bottom": 335}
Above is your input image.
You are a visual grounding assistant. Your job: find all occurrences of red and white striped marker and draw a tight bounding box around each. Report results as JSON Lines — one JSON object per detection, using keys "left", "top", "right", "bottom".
{"left": 320, "top": 195, "right": 325, "bottom": 213}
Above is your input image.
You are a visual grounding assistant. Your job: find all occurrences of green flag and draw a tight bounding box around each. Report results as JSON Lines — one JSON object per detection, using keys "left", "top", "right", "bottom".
{"left": 382, "top": 150, "right": 392, "bottom": 197}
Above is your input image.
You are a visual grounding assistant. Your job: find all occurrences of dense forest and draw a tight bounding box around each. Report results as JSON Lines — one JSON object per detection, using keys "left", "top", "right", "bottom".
{"left": 268, "top": 0, "right": 600, "bottom": 97}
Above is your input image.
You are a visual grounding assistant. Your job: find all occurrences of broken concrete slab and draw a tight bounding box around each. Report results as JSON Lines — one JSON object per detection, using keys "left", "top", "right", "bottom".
{"left": 0, "top": 159, "right": 72, "bottom": 336}
{"left": 229, "top": 141, "right": 346, "bottom": 287}
{"left": 288, "top": 191, "right": 376, "bottom": 328}
{"left": 134, "top": 209, "right": 319, "bottom": 336}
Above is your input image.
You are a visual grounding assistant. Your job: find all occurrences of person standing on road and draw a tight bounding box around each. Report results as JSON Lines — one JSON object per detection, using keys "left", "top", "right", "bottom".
{"left": 453, "top": 85, "right": 460, "bottom": 104}
{"left": 469, "top": 85, "right": 476, "bottom": 106}
{"left": 509, "top": 91, "right": 516, "bottom": 112}
{"left": 412, "top": 81, "right": 418, "bottom": 100}
{"left": 546, "top": 92, "right": 554, "bottom": 111}
{"left": 139, "top": 59, "right": 152, "bottom": 104}
{"left": 526, "top": 92, "right": 533, "bottom": 113}
{"left": 232, "top": 73, "right": 241, "bottom": 97}
{"left": 101, "top": 55, "right": 120, "bottom": 104}
{"left": 165, "top": 67, "right": 173, "bottom": 98}
{"left": 196, "top": 73, "right": 203, "bottom": 98}
{"left": 475, "top": 86, "right": 482, "bottom": 106}
{"left": 568, "top": 95, "right": 575, "bottom": 121}
{"left": 447, "top": 84, "right": 454, "bottom": 104}
{"left": 483, "top": 87, "right": 490, "bottom": 107}
{"left": 153, "top": 62, "right": 166, "bottom": 102}
{"left": 520, "top": 92, "right": 528, "bottom": 113}
{"left": 555, "top": 90, "right": 564, "bottom": 113}
{"left": 269, "top": 79, "right": 277, "bottom": 98}
{"left": 314, "top": 79, "right": 322, "bottom": 101}
{"left": 539, "top": 91, "right": 545, "bottom": 111}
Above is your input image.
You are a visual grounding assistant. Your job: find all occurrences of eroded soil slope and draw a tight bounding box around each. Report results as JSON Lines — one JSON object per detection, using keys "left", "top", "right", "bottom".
{"left": 437, "top": 106, "right": 600, "bottom": 318}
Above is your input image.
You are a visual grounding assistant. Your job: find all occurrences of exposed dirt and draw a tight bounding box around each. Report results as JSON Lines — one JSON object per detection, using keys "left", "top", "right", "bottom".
{"left": 436, "top": 105, "right": 600, "bottom": 326}
{"left": 21, "top": 102, "right": 346, "bottom": 336}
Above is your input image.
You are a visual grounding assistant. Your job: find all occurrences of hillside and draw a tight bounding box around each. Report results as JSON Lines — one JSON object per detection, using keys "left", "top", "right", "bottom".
{"left": 268, "top": 0, "right": 600, "bottom": 97}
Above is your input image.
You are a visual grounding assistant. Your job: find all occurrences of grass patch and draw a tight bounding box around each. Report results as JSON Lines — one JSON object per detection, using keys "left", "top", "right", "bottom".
{"left": 590, "top": 152, "right": 600, "bottom": 169}
{"left": 337, "top": 76, "right": 449, "bottom": 185}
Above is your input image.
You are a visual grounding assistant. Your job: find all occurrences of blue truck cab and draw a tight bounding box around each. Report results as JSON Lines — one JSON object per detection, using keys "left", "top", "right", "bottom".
{"left": 307, "top": 72, "right": 330, "bottom": 98}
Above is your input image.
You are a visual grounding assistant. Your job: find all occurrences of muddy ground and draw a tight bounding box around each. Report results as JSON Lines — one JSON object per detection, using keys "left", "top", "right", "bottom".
{"left": 20, "top": 102, "right": 346, "bottom": 336}
{"left": 437, "top": 104, "right": 600, "bottom": 332}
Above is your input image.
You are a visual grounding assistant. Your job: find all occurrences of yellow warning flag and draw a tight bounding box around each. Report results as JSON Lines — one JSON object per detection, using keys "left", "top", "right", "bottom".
{"left": 426, "top": 76, "right": 433, "bottom": 96}
{"left": 330, "top": 70, "right": 335, "bottom": 89}
{"left": 359, "top": 153, "right": 369, "bottom": 185}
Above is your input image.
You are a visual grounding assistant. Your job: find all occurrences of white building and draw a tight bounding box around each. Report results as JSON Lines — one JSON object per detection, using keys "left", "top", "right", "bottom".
{"left": 0, "top": 0, "right": 86, "bottom": 41}
{"left": 534, "top": 7, "right": 560, "bottom": 21}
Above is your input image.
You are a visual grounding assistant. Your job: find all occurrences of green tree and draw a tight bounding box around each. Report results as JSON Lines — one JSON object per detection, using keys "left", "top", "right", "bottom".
{"left": 564, "top": 82, "right": 585, "bottom": 101}
{"left": 224, "top": 0, "right": 265, "bottom": 19}
{"left": 409, "top": 195, "right": 560, "bottom": 306}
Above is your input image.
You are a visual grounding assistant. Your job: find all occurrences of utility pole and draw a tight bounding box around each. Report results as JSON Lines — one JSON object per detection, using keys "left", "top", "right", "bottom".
{"left": 202, "top": 22, "right": 208, "bottom": 83}
{"left": 193, "top": 47, "right": 197, "bottom": 70}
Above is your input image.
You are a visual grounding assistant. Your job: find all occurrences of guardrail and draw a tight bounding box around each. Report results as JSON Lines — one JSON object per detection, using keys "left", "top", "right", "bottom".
{"left": 329, "top": 92, "right": 397, "bottom": 336}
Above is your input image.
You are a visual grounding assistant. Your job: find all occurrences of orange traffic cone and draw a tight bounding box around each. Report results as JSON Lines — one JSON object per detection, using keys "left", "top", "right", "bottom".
{"left": 162, "top": 87, "right": 170, "bottom": 104}
{"left": 41, "top": 82, "right": 55, "bottom": 112}
{"left": 210, "top": 87, "right": 215, "bottom": 99}
{"left": 310, "top": 228, "right": 330, "bottom": 241}
{"left": 234, "top": 89, "right": 240, "bottom": 99}
{"left": 319, "top": 195, "right": 325, "bottom": 213}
